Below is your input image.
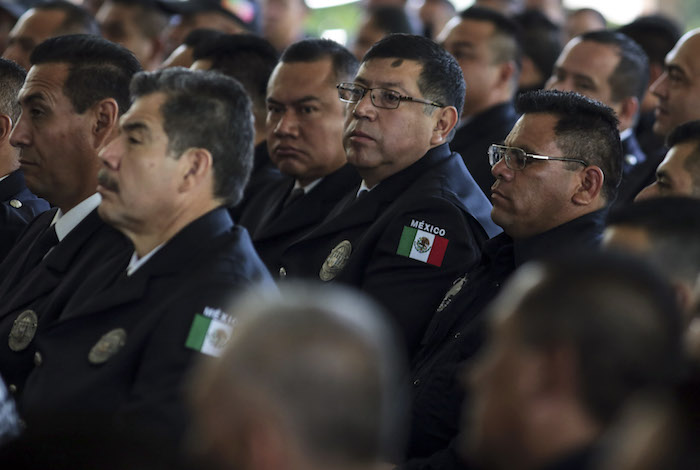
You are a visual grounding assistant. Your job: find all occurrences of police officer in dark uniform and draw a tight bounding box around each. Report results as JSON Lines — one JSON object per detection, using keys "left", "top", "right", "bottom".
{"left": 0, "top": 58, "right": 49, "bottom": 262}
{"left": 19, "top": 68, "right": 273, "bottom": 447}
{"left": 278, "top": 34, "right": 501, "bottom": 359}
{"left": 0, "top": 36, "right": 141, "bottom": 397}
{"left": 236, "top": 39, "right": 361, "bottom": 273}
{"left": 401, "top": 90, "right": 623, "bottom": 470}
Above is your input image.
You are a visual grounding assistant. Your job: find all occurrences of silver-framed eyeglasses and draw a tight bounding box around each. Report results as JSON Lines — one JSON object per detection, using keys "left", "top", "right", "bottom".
{"left": 337, "top": 82, "right": 444, "bottom": 110}
{"left": 488, "top": 144, "right": 588, "bottom": 170}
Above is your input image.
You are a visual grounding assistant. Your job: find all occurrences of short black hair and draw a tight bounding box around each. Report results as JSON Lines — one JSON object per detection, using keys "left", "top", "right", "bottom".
{"left": 193, "top": 34, "right": 278, "bottom": 116}
{"left": 281, "top": 38, "right": 359, "bottom": 84}
{"left": 578, "top": 30, "right": 649, "bottom": 103}
{"left": 516, "top": 89, "right": 623, "bottom": 202}
{"left": 510, "top": 252, "right": 684, "bottom": 426}
{"left": 0, "top": 58, "right": 26, "bottom": 121}
{"left": 606, "top": 196, "right": 700, "bottom": 286}
{"left": 183, "top": 28, "right": 228, "bottom": 48}
{"left": 35, "top": 1, "right": 100, "bottom": 36}
{"left": 364, "top": 34, "right": 465, "bottom": 118}
{"left": 459, "top": 6, "right": 522, "bottom": 71}
{"left": 366, "top": 6, "right": 413, "bottom": 36}
{"left": 30, "top": 34, "right": 142, "bottom": 116}
{"left": 129, "top": 68, "right": 255, "bottom": 206}
{"left": 617, "top": 15, "right": 682, "bottom": 67}
{"left": 665, "top": 120, "right": 700, "bottom": 193}
{"left": 513, "top": 9, "right": 562, "bottom": 89}
{"left": 101, "top": 0, "right": 169, "bottom": 40}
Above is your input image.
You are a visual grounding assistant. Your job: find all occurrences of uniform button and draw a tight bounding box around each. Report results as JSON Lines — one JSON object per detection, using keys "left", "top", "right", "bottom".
{"left": 454, "top": 332, "right": 461, "bottom": 339}
{"left": 9, "top": 199, "right": 22, "bottom": 209}
{"left": 8, "top": 384, "right": 16, "bottom": 394}
{"left": 34, "top": 351, "right": 42, "bottom": 366}
{"left": 279, "top": 267, "right": 287, "bottom": 278}
{"left": 413, "top": 379, "right": 420, "bottom": 386}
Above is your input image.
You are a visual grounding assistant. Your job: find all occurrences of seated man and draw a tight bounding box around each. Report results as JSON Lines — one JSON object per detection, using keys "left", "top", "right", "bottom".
{"left": 278, "top": 34, "right": 500, "bottom": 358}
{"left": 192, "top": 284, "right": 408, "bottom": 470}
{"left": 0, "top": 57, "right": 48, "bottom": 262}
{"left": 636, "top": 120, "right": 700, "bottom": 200}
{"left": 465, "top": 252, "right": 684, "bottom": 470}
{"left": 19, "top": 68, "right": 273, "bottom": 446}
{"left": 403, "top": 90, "right": 622, "bottom": 469}
{"left": 235, "top": 39, "right": 361, "bottom": 272}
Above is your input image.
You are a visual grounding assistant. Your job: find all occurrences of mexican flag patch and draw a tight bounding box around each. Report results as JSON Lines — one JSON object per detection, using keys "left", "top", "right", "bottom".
{"left": 396, "top": 225, "right": 448, "bottom": 267}
{"left": 185, "top": 307, "right": 235, "bottom": 357}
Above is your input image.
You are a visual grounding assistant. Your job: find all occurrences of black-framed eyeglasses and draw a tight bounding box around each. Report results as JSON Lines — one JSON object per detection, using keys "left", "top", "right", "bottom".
{"left": 488, "top": 144, "right": 588, "bottom": 170}
{"left": 336, "top": 82, "right": 444, "bottom": 110}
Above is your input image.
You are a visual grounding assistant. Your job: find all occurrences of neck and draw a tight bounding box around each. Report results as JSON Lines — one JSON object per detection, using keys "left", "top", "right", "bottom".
{"left": 128, "top": 200, "right": 221, "bottom": 258}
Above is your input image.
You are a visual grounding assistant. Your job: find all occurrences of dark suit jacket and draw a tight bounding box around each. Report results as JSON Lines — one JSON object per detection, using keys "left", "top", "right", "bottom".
{"left": 278, "top": 144, "right": 501, "bottom": 357}
{"left": 449, "top": 102, "right": 520, "bottom": 197}
{"left": 19, "top": 208, "right": 273, "bottom": 444}
{"left": 229, "top": 141, "right": 284, "bottom": 221}
{"left": 0, "top": 208, "right": 131, "bottom": 395}
{"left": 613, "top": 133, "right": 653, "bottom": 209}
{"left": 238, "top": 164, "right": 361, "bottom": 273}
{"left": 0, "top": 170, "right": 50, "bottom": 262}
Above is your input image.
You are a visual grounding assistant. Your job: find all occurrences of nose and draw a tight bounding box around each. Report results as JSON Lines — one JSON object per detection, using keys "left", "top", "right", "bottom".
{"left": 98, "top": 133, "right": 123, "bottom": 170}
{"left": 351, "top": 90, "right": 376, "bottom": 120}
{"left": 491, "top": 156, "right": 513, "bottom": 181}
{"left": 650, "top": 71, "right": 668, "bottom": 99}
{"left": 10, "top": 112, "right": 30, "bottom": 148}
{"left": 634, "top": 182, "right": 657, "bottom": 202}
{"left": 272, "top": 109, "right": 299, "bottom": 137}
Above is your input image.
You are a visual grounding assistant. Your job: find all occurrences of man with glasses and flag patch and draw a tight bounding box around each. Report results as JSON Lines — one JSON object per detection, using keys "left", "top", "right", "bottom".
{"left": 399, "top": 89, "right": 622, "bottom": 470}
{"left": 277, "top": 34, "right": 500, "bottom": 360}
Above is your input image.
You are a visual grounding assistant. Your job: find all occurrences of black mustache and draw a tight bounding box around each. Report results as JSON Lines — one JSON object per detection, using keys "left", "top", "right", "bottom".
{"left": 97, "top": 169, "right": 119, "bottom": 193}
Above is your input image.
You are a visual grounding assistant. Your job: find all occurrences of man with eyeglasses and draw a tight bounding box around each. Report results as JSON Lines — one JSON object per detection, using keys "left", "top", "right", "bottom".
{"left": 400, "top": 89, "right": 622, "bottom": 470}
{"left": 277, "top": 34, "right": 500, "bottom": 360}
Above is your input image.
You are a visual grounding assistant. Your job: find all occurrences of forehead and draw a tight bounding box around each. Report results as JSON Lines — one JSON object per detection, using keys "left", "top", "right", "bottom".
{"left": 97, "top": 2, "right": 138, "bottom": 24}
{"left": 12, "top": 8, "right": 65, "bottom": 39}
{"left": 20, "top": 62, "right": 71, "bottom": 105}
{"left": 661, "top": 141, "right": 696, "bottom": 172}
{"left": 505, "top": 113, "right": 561, "bottom": 154}
{"left": 558, "top": 39, "right": 620, "bottom": 78}
{"left": 443, "top": 18, "right": 496, "bottom": 46}
{"left": 268, "top": 58, "right": 336, "bottom": 98}
{"left": 121, "top": 91, "right": 167, "bottom": 130}
{"left": 355, "top": 58, "right": 423, "bottom": 93}
{"left": 667, "top": 33, "right": 700, "bottom": 82}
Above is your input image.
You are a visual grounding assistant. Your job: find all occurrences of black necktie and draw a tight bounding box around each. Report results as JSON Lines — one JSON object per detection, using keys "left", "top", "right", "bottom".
{"left": 282, "top": 187, "right": 305, "bottom": 208}
{"left": 19, "top": 225, "right": 59, "bottom": 277}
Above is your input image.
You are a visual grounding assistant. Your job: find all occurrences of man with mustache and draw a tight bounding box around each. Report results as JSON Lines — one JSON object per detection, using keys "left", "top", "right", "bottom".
{"left": 401, "top": 89, "right": 622, "bottom": 469}
{"left": 277, "top": 34, "right": 500, "bottom": 359}
{"left": 19, "top": 67, "right": 273, "bottom": 447}
{"left": 0, "top": 35, "right": 140, "bottom": 398}
{"left": 235, "top": 39, "right": 361, "bottom": 273}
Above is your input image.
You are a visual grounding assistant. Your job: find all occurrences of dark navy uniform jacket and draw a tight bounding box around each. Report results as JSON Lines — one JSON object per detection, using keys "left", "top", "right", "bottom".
{"left": 230, "top": 141, "right": 283, "bottom": 221}
{"left": 0, "top": 170, "right": 50, "bottom": 262}
{"left": 238, "top": 164, "right": 361, "bottom": 273}
{"left": 277, "top": 144, "right": 501, "bottom": 358}
{"left": 612, "top": 133, "right": 652, "bottom": 209}
{"left": 401, "top": 209, "right": 607, "bottom": 470}
{"left": 0, "top": 208, "right": 131, "bottom": 396}
{"left": 449, "top": 102, "right": 520, "bottom": 198}
{"left": 19, "top": 207, "right": 273, "bottom": 445}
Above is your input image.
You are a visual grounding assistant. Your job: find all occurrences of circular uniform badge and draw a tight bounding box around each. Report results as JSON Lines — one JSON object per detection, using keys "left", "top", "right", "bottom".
{"left": 8, "top": 310, "right": 38, "bottom": 352}
{"left": 319, "top": 240, "right": 352, "bottom": 281}
{"left": 88, "top": 328, "right": 127, "bottom": 365}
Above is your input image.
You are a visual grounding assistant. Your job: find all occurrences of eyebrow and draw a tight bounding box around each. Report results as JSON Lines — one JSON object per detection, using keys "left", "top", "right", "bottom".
{"left": 19, "top": 93, "right": 47, "bottom": 107}
{"left": 122, "top": 121, "right": 151, "bottom": 140}
{"left": 555, "top": 66, "right": 596, "bottom": 87}
{"left": 353, "top": 77, "right": 410, "bottom": 95}
{"left": 666, "top": 64, "right": 687, "bottom": 78}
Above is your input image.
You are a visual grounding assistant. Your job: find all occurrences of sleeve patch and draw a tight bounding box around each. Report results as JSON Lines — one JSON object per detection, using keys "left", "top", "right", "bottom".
{"left": 396, "top": 225, "right": 449, "bottom": 267}
{"left": 185, "top": 307, "right": 236, "bottom": 357}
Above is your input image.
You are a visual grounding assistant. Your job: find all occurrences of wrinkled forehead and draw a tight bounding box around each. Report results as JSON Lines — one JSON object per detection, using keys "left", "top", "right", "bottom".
{"left": 355, "top": 58, "right": 424, "bottom": 94}
{"left": 504, "top": 113, "right": 561, "bottom": 154}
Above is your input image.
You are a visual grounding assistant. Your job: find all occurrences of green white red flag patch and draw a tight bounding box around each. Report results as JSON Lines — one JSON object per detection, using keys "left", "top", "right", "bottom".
{"left": 396, "top": 225, "right": 448, "bottom": 267}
